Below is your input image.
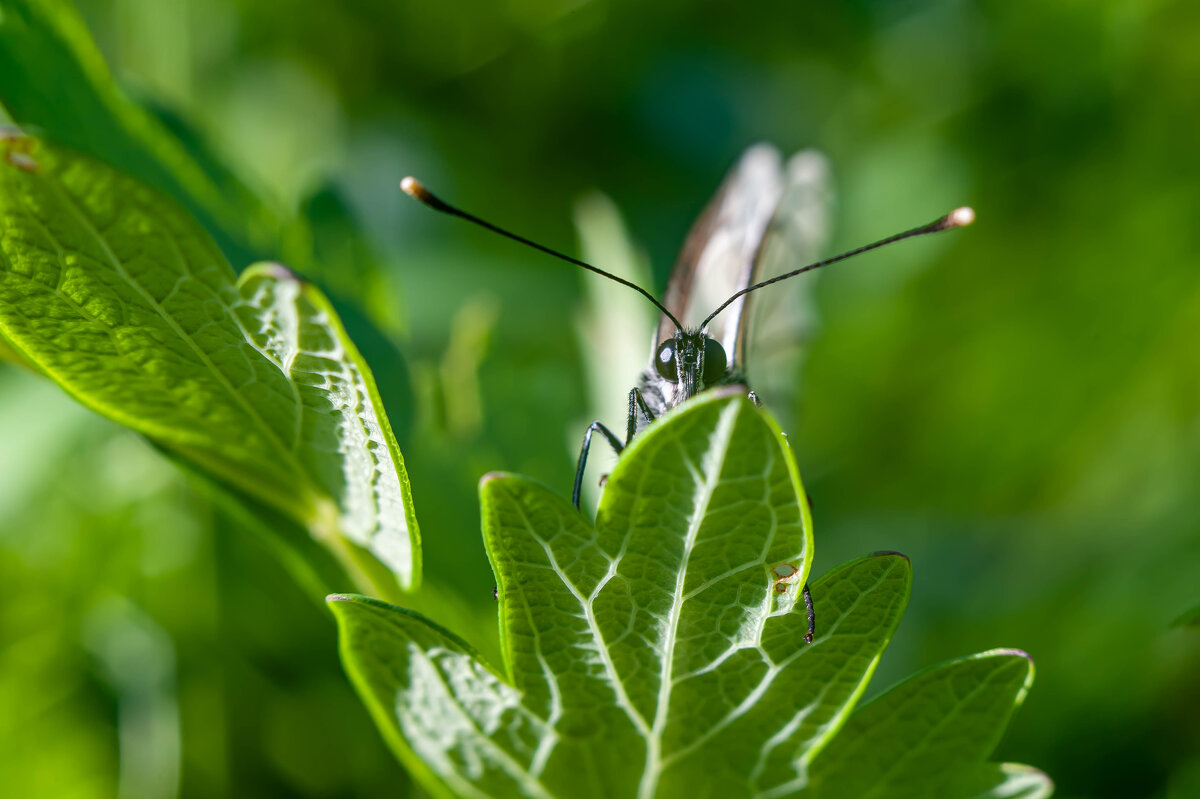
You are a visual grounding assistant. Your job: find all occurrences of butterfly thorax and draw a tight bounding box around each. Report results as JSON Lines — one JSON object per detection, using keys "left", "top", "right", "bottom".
{"left": 637, "top": 328, "right": 745, "bottom": 423}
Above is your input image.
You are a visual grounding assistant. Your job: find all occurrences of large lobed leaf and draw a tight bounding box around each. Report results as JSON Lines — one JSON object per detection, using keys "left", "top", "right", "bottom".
{"left": 330, "top": 392, "right": 1049, "bottom": 797}
{"left": 0, "top": 138, "right": 420, "bottom": 591}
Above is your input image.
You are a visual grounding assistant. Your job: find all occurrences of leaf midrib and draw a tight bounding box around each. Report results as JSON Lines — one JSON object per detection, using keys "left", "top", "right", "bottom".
{"left": 409, "top": 645, "right": 556, "bottom": 799}
{"left": 637, "top": 400, "right": 741, "bottom": 799}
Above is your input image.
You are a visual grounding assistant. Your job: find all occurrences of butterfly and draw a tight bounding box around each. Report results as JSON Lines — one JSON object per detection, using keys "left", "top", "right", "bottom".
{"left": 591, "top": 146, "right": 833, "bottom": 472}
{"left": 402, "top": 149, "right": 973, "bottom": 640}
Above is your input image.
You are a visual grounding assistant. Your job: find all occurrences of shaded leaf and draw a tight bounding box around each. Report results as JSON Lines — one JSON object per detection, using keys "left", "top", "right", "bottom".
{"left": 0, "top": 1, "right": 407, "bottom": 372}
{"left": 0, "top": 140, "right": 419, "bottom": 591}
{"left": 301, "top": 185, "right": 405, "bottom": 336}
{"left": 0, "top": 0, "right": 277, "bottom": 266}
{"left": 801, "top": 650, "right": 1036, "bottom": 799}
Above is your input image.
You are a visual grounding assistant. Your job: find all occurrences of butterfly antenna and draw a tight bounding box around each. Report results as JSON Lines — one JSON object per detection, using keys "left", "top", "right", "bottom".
{"left": 402, "top": 177, "right": 683, "bottom": 330}
{"left": 701, "top": 206, "right": 975, "bottom": 329}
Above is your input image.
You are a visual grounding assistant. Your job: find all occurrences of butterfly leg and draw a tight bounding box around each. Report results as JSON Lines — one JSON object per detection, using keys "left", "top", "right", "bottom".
{"left": 803, "top": 584, "right": 815, "bottom": 643}
{"left": 748, "top": 389, "right": 761, "bottom": 407}
{"left": 573, "top": 421, "right": 624, "bottom": 509}
{"left": 627, "top": 387, "right": 656, "bottom": 444}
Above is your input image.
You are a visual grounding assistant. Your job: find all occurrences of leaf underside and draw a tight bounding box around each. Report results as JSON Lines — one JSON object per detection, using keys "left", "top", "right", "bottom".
{"left": 0, "top": 139, "right": 419, "bottom": 590}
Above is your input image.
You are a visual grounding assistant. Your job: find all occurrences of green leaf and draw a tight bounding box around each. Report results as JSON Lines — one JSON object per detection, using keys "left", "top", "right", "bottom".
{"left": 0, "top": 1, "right": 403, "bottom": 332}
{"left": 328, "top": 597, "right": 525, "bottom": 799}
{"left": 332, "top": 392, "right": 925, "bottom": 797}
{"left": 801, "top": 650, "right": 1037, "bottom": 799}
{"left": 0, "top": 328, "right": 34, "bottom": 369}
{"left": 0, "top": 139, "right": 420, "bottom": 591}
{"left": 0, "top": 0, "right": 278, "bottom": 267}
{"left": 0, "top": 2, "right": 416, "bottom": 441}
{"left": 298, "top": 184, "right": 415, "bottom": 446}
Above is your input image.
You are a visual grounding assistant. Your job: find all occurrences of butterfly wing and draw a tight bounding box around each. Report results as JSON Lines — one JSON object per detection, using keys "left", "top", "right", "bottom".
{"left": 736, "top": 150, "right": 834, "bottom": 412}
{"left": 654, "top": 145, "right": 834, "bottom": 411}
{"left": 655, "top": 144, "right": 786, "bottom": 360}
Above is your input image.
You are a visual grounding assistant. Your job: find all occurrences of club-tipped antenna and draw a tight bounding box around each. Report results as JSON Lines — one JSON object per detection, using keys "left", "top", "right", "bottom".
{"left": 701, "top": 206, "right": 976, "bottom": 329}
{"left": 401, "top": 177, "right": 683, "bottom": 330}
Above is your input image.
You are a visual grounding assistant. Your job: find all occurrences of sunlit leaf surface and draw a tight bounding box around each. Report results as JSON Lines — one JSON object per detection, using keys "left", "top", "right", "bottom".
{"left": 0, "top": 140, "right": 419, "bottom": 589}
{"left": 332, "top": 393, "right": 1045, "bottom": 797}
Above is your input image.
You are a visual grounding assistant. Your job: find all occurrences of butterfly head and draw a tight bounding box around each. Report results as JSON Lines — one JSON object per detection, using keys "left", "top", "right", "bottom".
{"left": 654, "top": 329, "right": 729, "bottom": 401}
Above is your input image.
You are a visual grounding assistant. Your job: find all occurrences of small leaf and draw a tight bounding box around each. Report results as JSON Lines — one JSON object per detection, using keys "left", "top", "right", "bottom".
{"left": 329, "top": 596, "right": 542, "bottom": 799}
{"left": 801, "top": 650, "right": 1036, "bottom": 799}
{"left": 237, "top": 262, "right": 419, "bottom": 587}
{"left": 0, "top": 140, "right": 420, "bottom": 590}
{"left": 332, "top": 393, "right": 922, "bottom": 798}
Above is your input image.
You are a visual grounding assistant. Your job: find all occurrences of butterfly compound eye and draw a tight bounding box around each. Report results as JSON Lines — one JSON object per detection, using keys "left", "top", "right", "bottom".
{"left": 655, "top": 341, "right": 678, "bottom": 380}
{"left": 702, "top": 337, "right": 727, "bottom": 384}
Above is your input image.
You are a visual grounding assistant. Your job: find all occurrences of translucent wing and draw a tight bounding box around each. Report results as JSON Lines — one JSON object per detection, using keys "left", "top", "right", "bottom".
{"left": 655, "top": 145, "right": 786, "bottom": 359}
{"left": 738, "top": 150, "right": 834, "bottom": 415}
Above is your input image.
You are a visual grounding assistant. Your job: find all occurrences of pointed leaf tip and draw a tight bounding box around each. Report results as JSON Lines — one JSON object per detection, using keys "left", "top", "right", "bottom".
{"left": 243, "top": 261, "right": 302, "bottom": 283}
{"left": 804, "top": 646, "right": 1038, "bottom": 798}
{"left": 479, "top": 471, "right": 509, "bottom": 487}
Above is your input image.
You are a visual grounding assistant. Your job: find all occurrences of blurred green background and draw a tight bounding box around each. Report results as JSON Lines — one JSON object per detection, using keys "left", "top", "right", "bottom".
{"left": 1, "top": 0, "right": 1198, "bottom": 797}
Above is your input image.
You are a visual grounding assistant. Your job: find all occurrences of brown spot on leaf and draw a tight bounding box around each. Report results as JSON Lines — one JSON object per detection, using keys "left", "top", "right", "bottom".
{"left": 2, "top": 129, "right": 39, "bottom": 172}
{"left": 5, "top": 152, "right": 38, "bottom": 172}
{"left": 772, "top": 563, "right": 798, "bottom": 580}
